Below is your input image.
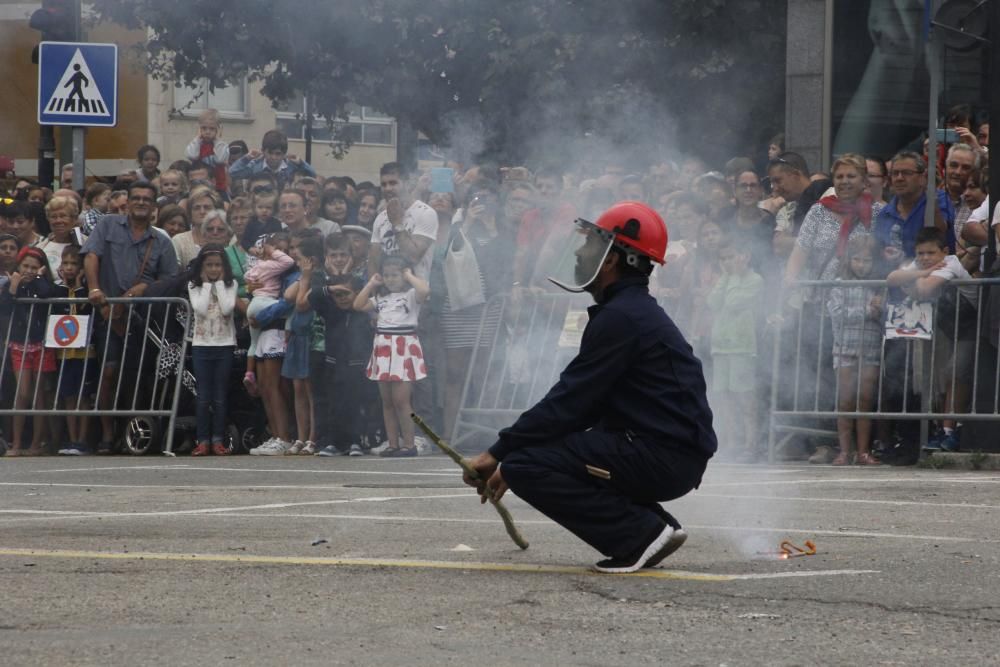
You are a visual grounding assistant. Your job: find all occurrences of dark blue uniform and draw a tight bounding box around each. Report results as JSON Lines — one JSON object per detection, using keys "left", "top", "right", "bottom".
{"left": 490, "top": 276, "right": 716, "bottom": 560}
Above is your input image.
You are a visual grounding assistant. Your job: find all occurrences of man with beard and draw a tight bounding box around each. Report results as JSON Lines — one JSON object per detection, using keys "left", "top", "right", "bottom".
{"left": 463, "top": 202, "right": 716, "bottom": 573}
{"left": 368, "top": 162, "right": 437, "bottom": 281}
{"left": 84, "top": 182, "right": 178, "bottom": 453}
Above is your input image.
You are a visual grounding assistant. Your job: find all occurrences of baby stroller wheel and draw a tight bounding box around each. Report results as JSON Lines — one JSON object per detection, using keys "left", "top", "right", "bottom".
{"left": 241, "top": 425, "right": 267, "bottom": 452}
{"left": 123, "top": 416, "right": 161, "bottom": 456}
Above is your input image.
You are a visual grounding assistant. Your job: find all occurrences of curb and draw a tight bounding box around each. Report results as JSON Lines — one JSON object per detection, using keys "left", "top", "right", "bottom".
{"left": 919, "top": 451, "right": 1000, "bottom": 470}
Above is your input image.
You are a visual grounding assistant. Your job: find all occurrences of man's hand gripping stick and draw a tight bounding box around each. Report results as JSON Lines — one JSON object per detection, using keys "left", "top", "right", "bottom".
{"left": 411, "top": 413, "right": 528, "bottom": 550}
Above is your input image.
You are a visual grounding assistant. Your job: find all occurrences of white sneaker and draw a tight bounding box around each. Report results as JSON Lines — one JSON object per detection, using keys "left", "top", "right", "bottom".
{"left": 370, "top": 441, "right": 392, "bottom": 455}
{"left": 592, "top": 524, "right": 676, "bottom": 574}
{"left": 287, "top": 440, "right": 305, "bottom": 455}
{"left": 248, "top": 438, "right": 271, "bottom": 456}
{"left": 414, "top": 435, "right": 431, "bottom": 455}
{"left": 299, "top": 441, "right": 317, "bottom": 455}
{"left": 250, "top": 439, "right": 288, "bottom": 456}
{"left": 808, "top": 445, "right": 836, "bottom": 465}
{"left": 348, "top": 443, "right": 365, "bottom": 457}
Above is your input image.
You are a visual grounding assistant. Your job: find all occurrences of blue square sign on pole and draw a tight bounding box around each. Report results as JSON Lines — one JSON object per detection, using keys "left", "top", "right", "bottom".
{"left": 38, "top": 41, "right": 118, "bottom": 127}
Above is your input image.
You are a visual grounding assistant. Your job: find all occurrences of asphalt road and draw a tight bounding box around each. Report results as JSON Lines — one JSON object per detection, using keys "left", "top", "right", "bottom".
{"left": 1, "top": 456, "right": 997, "bottom": 666}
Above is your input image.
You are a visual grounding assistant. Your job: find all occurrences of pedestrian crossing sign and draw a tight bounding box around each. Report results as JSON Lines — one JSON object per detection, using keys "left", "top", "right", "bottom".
{"left": 38, "top": 42, "right": 117, "bottom": 127}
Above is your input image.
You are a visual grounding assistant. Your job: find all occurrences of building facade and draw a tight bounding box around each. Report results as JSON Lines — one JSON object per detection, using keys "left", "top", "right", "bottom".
{"left": 0, "top": 1, "right": 396, "bottom": 184}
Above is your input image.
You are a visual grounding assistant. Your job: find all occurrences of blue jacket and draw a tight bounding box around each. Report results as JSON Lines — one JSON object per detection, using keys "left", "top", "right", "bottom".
{"left": 489, "top": 277, "right": 717, "bottom": 460}
{"left": 874, "top": 190, "right": 956, "bottom": 257}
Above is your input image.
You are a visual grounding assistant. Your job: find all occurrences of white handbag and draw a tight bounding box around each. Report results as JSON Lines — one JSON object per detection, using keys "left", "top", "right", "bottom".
{"left": 443, "top": 227, "right": 486, "bottom": 311}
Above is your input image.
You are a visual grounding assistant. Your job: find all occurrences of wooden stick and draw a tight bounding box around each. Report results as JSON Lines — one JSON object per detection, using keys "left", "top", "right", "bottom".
{"left": 411, "top": 413, "right": 529, "bottom": 550}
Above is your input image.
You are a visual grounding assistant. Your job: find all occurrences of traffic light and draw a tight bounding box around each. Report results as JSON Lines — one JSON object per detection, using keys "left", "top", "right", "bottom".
{"left": 30, "top": 0, "right": 78, "bottom": 63}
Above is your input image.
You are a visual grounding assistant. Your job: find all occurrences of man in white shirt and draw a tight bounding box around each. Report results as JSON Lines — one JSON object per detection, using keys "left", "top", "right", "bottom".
{"left": 369, "top": 162, "right": 437, "bottom": 280}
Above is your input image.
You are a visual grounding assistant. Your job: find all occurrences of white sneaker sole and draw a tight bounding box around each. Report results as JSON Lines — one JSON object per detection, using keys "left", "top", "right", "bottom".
{"left": 591, "top": 524, "right": 675, "bottom": 574}
{"left": 643, "top": 528, "right": 688, "bottom": 569}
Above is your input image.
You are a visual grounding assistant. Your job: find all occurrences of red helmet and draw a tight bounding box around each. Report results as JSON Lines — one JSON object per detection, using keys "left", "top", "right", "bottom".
{"left": 592, "top": 201, "right": 668, "bottom": 265}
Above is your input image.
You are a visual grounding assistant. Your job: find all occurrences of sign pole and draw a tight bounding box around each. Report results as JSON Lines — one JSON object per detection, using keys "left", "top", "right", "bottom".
{"left": 71, "top": 126, "right": 85, "bottom": 191}
{"left": 924, "top": 29, "right": 940, "bottom": 230}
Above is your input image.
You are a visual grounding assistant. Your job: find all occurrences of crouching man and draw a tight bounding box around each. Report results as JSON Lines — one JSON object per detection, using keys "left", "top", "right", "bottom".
{"left": 463, "top": 202, "right": 717, "bottom": 573}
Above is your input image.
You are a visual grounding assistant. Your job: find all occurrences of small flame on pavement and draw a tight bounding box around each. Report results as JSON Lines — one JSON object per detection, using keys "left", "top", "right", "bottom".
{"left": 756, "top": 540, "right": 816, "bottom": 560}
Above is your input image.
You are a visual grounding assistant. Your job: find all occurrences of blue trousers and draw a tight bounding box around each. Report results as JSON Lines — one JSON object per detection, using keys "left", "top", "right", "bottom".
{"left": 500, "top": 430, "right": 708, "bottom": 560}
{"left": 192, "top": 346, "right": 234, "bottom": 444}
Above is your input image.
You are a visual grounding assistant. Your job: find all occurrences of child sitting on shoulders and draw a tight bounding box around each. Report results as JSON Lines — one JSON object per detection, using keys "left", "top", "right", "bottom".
{"left": 185, "top": 108, "right": 229, "bottom": 193}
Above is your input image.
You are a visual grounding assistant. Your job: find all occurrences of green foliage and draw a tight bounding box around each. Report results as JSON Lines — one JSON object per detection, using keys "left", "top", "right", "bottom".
{"left": 93, "top": 0, "right": 787, "bottom": 165}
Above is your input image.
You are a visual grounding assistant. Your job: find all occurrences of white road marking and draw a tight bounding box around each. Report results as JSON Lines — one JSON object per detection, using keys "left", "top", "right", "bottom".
{"left": 704, "top": 476, "right": 1000, "bottom": 488}
{"left": 24, "top": 465, "right": 194, "bottom": 473}
{"left": 724, "top": 569, "right": 880, "bottom": 580}
{"left": 25, "top": 465, "right": 456, "bottom": 477}
{"left": 0, "top": 507, "right": 991, "bottom": 545}
{"left": 694, "top": 492, "right": 1000, "bottom": 510}
{"left": 0, "top": 481, "right": 464, "bottom": 491}
{"left": 684, "top": 523, "right": 995, "bottom": 543}
{"left": 0, "top": 493, "right": 473, "bottom": 518}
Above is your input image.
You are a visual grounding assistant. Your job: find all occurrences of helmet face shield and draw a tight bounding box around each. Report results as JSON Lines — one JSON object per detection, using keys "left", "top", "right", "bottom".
{"left": 547, "top": 219, "right": 615, "bottom": 293}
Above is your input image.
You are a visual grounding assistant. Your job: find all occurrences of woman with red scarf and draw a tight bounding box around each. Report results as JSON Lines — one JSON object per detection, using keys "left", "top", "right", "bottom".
{"left": 781, "top": 153, "right": 885, "bottom": 463}
{"left": 785, "top": 153, "right": 885, "bottom": 287}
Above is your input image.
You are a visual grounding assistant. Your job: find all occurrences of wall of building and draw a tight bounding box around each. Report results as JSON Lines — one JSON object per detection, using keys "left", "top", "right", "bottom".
{"left": 147, "top": 78, "right": 397, "bottom": 184}
{"left": 784, "top": 0, "right": 829, "bottom": 174}
{"left": 0, "top": 1, "right": 393, "bottom": 184}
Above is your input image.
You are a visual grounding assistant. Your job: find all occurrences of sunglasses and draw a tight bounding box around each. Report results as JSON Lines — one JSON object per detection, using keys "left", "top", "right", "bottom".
{"left": 251, "top": 185, "right": 275, "bottom": 194}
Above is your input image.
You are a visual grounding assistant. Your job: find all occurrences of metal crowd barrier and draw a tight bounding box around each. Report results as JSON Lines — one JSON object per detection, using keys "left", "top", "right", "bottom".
{"left": 768, "top": 277, "right": 1000, "bottom": 461}
{"left": 0, "top": 296, "right": 191, "bottom": 454}
{"left": 451, "top": 291, "right": 591, "bottom": 450}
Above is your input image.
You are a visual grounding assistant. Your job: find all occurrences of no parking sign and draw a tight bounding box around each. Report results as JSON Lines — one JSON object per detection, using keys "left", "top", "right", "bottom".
{"left": 44, "top": 314, "right": 91, "bottom": 348}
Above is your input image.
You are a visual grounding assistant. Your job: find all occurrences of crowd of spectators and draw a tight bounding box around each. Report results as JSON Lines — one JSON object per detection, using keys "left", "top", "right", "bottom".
{"left": 0, "top": 104, "right": 993, "bottom": 464}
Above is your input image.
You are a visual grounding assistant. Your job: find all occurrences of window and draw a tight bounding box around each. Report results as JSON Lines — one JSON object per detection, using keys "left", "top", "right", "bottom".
{"left": 275, "top": 97, "right": 395, "bottom": 146}
{"left": 173, "top": 78, "right": 248, "bottom": 117}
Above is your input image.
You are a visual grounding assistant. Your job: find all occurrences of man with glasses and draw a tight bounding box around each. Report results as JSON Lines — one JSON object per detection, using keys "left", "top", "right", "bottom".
{"left": 82, "top": 182, "right": 178, "bottom": 454}
{"left": 873, "top": 151, "right": 954, "bottom": 260}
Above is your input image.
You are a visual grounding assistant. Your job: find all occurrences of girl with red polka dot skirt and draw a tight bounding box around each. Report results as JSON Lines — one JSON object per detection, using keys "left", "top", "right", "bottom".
{"left": 353, "top": 256, "right": 430, "bottom": 457}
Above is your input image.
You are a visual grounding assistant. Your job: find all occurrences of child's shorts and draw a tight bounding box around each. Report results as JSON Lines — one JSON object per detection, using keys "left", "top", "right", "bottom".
{"left": 712, "top": 353, "right": 756, "bottom": 394}
{"left": 8, "top": 342, "right": 56, "bottom": 373}
{"left": 255, "top": 328, "right": 287, "bottom": 360}
{"left": 366, "top": 334, "right": 427, "bottom": 382}
{"left": 56, "top": 358, "right": 97, "bottom": 399}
